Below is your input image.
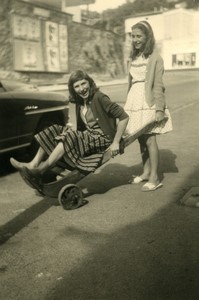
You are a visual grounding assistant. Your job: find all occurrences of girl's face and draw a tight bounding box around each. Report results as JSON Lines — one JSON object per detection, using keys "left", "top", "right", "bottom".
{"left": 73, "top": 79, "right": 90, "bottom": 100}
{"left": 131, "top": 28, "right": 147, "bottom": 52}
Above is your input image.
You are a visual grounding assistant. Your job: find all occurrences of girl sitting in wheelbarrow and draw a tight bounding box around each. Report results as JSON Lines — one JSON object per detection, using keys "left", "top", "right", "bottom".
{"left": 10, "top": 70, "right": 129, "bottom": 190}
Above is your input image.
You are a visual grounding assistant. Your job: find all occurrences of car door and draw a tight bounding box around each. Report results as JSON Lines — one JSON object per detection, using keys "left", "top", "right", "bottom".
{"left": 0, "top": 94, "right": 18, "bottom": 153}
{"left": 13, "top": 92, "right": 41, "bottom": 148}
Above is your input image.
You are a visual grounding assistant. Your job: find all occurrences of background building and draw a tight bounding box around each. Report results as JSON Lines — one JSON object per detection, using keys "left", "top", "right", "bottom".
{"left": 0, "top": 0, "right": 124, "bottom": 83}
{"left": 124, "top": 8, "right": 199, "bottom": 70}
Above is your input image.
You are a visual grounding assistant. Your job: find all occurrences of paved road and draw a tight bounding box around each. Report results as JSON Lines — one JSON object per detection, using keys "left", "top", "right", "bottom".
{"left": 0, "top": 71, "right": 199, "bottom": 300}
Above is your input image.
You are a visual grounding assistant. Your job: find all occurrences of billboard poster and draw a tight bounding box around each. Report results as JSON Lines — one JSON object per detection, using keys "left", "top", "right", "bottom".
{"left": 27, "top": 18, "right": 41, "bottom": 41}
{"left": 12, "top": 14, "right": 68, "bottom": 73}
{"left": 59, "top": 24, "right": 68, "bottom": 71}
{"left": 13, "top": 15, "right": 27, "bottom": 39}
{"left": 46, "top": 46, "right": 60, "bottom": 71}
{"left": 14, "top": 40, "right": 44, "bottom": 71}
{"left": 45, "top": 21, "right": 59, "bottom": 47}
{"left": 13, "top": 16, "right": 41, "bottom": 41}
{"left": 59, "top": 44, "right": 68, "bottom": 71}
{"left": 59, "top": 24, "right": 68, "bottom": 43}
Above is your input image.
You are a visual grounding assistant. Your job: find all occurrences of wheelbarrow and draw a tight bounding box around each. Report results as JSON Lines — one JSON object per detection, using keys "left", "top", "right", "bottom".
{"left": 19, "top": 118, "right": 163, "bottom": 210}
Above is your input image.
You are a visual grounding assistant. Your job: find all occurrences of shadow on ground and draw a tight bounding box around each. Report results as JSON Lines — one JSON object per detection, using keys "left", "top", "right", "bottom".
{"left": 0, "top": 198, "right": 56, "bottom": 245}
{"left": 45, "top": 164, "right": 199, "bottom": 300}
{"left": 0, "top": 149, "right": 178, "bottom": 245}
{"left": 1, "top": 150, "right": 199, "bottom": 299}
{"left": 45, "top": 198, "right": 199, "bottom": 300}
{"left": 80, "top": 149, "right": 179, "bottom": 196}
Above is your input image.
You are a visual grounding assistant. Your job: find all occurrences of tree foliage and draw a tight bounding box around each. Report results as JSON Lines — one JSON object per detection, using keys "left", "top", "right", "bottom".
{"left": 93, "top": 0, "right": 199, "bottom": 34}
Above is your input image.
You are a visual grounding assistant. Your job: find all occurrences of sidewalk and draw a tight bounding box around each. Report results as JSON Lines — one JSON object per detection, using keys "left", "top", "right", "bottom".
{"left": 37, "top": 75, "right": 128, "bottom": 92}
{"left": 37, "top": 69, "right": 199, "bottom": 92}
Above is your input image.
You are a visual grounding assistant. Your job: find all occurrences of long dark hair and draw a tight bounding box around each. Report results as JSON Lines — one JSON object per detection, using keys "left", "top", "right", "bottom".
{"left": 68, "top": 70, "right": 98, "bottom": 105}
{"left": 130, "top": 21, "right": 155, "bottom": 61}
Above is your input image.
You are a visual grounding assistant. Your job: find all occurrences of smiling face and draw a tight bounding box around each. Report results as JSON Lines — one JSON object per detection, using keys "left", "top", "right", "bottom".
{"left": 73, "top": 79, "right": 90, "bottom": 100}
{"left": 131, "top": 28, "right": 147, "bottom": 52}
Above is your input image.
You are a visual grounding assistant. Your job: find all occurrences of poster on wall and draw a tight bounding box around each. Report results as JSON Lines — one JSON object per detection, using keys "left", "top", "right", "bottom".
{"left": 59, "top": 24, "right": 68, "bottom": 71}
{"left": 13, "top": 15, "right": 41, "bottom": 41}
{"left": 12, "top": 14, "right": 68, "bottom": 73}
{"left": 27, "top": 18, "right": 41, "bottom": 41}
{"left": 13, "top": 15, "right": 27, "bottom": 39}
{"left": 23, "top": 42, "right": 37, "bottom": 68}
{"left": 46, "top": 46, "right": 60, "bottom": 71}
{"left": 14, "top": 40, "right": 44, "bottom": 71}
{"left": 45, "top": 21, "right": 59, "bottom": 46}
{"left": 59, "top": 45, "right": 68, "bottom": 71}
{"left": 59, "top": 24, "right": 68, "bottom": 43}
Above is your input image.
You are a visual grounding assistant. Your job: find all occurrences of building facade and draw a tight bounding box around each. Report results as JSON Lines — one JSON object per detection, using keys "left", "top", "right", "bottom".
{"left": 0, "top": 0, "right": 124, "bottom": 82}
{"left": 124, "top": 8, "right": 199, "bottom": 70}
{"left": 0, "top": 0, "right": 72, "bottom": 82}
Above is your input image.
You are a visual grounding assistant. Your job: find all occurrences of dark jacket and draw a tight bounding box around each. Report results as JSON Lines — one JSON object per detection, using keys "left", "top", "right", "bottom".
{"left": 76, "top": 90, "right": 128, "bottom": 141}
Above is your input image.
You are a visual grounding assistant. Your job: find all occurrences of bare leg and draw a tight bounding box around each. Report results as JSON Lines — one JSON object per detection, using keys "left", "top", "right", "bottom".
{"left": 146, "top": 134, "right": 159, "bottom": 184}
{"left": 138, "top": 135, "right": 150, "bottom": 180}
{"left": 29, "top": 147, "right": 46, "bottom": 168}
{"left": 28, "top": 142, "right": 65, "bottom": 175}
{"left": 10, "top": 147, "right": 46, "bottom": 171}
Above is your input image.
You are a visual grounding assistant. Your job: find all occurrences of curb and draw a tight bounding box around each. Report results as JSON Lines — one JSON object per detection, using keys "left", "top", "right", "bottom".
{"left": 38, "top": 78, "right": 128, "bottom": 93}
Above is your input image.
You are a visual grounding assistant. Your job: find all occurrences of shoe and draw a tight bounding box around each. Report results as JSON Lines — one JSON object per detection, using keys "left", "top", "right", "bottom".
{"left": 20, "top": 167, "right": 43, "bottom": 193}
{"left": 128, "top": 176, "right": 148, "bottom": 184}
{"left": 141, "top": 182, "right": 163, "bottom": 192}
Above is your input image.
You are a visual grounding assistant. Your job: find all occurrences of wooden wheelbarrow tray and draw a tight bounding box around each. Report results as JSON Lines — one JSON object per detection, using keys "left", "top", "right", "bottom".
{"left": 20, "top": 118, "right": 162, "bottom": 210}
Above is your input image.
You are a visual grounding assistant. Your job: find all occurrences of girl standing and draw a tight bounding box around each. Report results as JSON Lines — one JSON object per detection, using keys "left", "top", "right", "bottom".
{"left": 124, "top": 20, "right": 172, "bottom": 191}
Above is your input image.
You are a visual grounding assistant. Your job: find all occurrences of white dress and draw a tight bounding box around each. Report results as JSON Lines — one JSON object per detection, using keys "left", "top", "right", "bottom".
{"left": 124, "top": 55, "right": 173, "bottom": 135}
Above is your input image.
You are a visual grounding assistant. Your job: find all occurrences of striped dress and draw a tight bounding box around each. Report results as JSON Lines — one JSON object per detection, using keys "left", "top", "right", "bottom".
{"left": 35, "top": 104, "right": 111, "bottom": 173}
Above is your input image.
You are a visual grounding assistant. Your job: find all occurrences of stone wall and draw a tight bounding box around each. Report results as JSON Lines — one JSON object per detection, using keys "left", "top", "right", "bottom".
{"left": 67, "top": 22, "right": 124, "bottom": 78}
{"left": 0, "top": 0, "right": 125, "bottom": 83}
{"left": 0, "top": 0, "right": 18, "bottom": 78}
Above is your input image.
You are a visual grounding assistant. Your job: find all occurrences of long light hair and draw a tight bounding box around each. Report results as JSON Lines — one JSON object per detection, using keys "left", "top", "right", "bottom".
{"left": 130, "top": 20, "right": 155, "bottom": 61}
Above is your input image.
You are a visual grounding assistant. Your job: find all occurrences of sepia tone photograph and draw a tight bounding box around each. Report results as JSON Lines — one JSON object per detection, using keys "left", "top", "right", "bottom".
{"left": 0, "top": 0, "right": 199, "bottom": 299}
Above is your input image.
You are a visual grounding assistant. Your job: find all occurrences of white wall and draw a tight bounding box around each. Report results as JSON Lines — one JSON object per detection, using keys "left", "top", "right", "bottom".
{"left": 124, "top": 8, "right": 199, "bottom": 70}
{"left": 62, "top": 6, "right": 82, "bottom": 22}
{"left": 125, "top": 14, "right": 164, "bottom": 41}
{"left": 163, "top": 9, "right": 195, "bottom": 40}
{"left": 162, "top": 39, "right": 199, "bottom": 69}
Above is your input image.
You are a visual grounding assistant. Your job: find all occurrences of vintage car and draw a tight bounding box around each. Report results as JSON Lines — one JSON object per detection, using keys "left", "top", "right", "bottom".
{"left": 0, "top": 80, "right": 69, "bottom": 155}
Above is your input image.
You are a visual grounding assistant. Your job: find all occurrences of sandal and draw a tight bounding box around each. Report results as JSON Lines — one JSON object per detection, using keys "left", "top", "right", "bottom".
{"left": 141, "top": 182, "right": 163, "bottom": 192}
{"left": 128, "top": 176, "right": 148, "bottom": 184}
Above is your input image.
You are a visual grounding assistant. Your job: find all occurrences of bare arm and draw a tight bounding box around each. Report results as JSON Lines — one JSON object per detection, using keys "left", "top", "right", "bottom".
{"left": 108, "top": 117, "right": 129, "bottom": 157}
{"left": 127, "top": 73, "right": 132, "bottom": 93}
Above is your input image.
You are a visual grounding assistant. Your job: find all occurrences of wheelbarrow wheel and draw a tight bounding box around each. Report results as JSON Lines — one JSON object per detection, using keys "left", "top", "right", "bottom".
{"left": 58, "top": 184, "right": 83, "bottom": 210}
